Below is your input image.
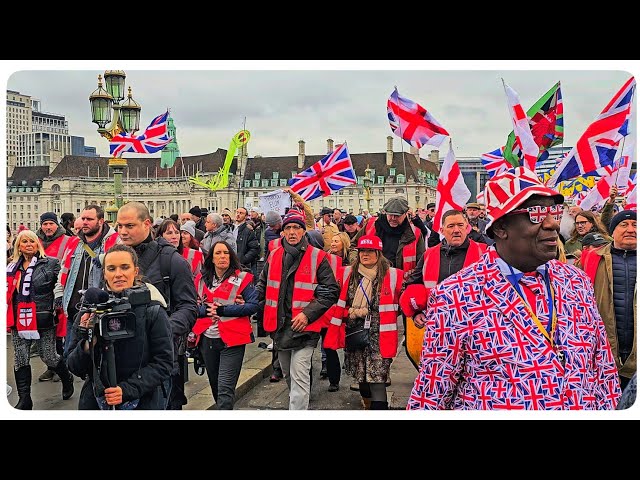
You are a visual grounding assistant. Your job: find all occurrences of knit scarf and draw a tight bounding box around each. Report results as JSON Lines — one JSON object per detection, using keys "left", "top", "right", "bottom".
{"left": 349, "top": 264, "right": 377, "bottom": 320}
{"left": 7, "top": 255, "right": 40, "bottom": 340}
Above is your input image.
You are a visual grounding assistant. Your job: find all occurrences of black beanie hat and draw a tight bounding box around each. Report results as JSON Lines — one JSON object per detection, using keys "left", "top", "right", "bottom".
{"left": 40, "top": 212, "right": 59, "bottom": 225}
{"left": 609, "top": 210, "right": 636, "bottom": 233}
{"left": 188, "top": 206, "right": 201, "bottom": 217}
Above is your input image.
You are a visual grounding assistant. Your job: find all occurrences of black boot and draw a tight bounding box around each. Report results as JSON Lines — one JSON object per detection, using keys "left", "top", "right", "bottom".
{"left": 14, "top": 366, "right": 33, "bottom": 410}
{"left": 370, "top": 400, "right": 389, "bottom": 410}
{"left": 320, "top": 361, "right": 328, "bottom": 379}
{"left": 54, "top": 359, "right": 74, "bottom": 400}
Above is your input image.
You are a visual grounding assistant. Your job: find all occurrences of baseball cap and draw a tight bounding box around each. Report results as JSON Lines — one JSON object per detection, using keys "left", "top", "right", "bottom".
{"left": 357, "top": 234, "right": 383, "bottom": 251}
{"left": 581, "top": 232, "right": 609, "bottom": 248}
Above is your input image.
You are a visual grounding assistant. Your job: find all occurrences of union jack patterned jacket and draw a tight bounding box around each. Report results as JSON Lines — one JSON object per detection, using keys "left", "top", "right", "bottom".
{"left": 407, "top": 248, "right": 621, "bottom": 410}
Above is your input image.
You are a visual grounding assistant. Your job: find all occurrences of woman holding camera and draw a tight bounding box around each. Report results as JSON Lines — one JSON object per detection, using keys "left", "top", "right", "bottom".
{"left": 7, "top": 230, "right": 74, "bottom": 409}
{"left": 67, "top": 244, "right": 173, "bottom": 410}
{"left": 325, "top": 235, "right": 402, "bottom": 410}
{"left": 191, "top": 241, "right": 259, "bottom": 409}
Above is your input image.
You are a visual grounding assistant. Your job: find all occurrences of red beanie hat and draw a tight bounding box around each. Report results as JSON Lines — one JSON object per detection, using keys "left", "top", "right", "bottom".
{"left": 399, "top": 283, "right": 428, "bottom": 317}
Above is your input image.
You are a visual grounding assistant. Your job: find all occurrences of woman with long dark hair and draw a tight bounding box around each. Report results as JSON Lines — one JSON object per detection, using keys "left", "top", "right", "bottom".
{"left": 158, "top": 219, "right": 203, "bottom": 276}
{"left": 191, "top": 241, "right": 259, "bottom": 409}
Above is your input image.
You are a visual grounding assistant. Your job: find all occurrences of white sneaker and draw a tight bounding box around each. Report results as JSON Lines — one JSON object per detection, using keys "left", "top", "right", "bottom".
{"left": 266, "top": 342, "right": 273, "bottom": 351}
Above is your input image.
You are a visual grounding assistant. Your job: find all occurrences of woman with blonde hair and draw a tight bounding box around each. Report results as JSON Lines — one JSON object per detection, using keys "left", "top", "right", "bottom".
{"left": 7, "top": 230, "right": 74, "bottom": 409}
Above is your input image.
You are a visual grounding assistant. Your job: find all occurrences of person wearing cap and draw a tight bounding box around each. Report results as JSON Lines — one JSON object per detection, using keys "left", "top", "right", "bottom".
{"left": 264, "top": 210, "right": 284, "bottom": 256}
{"left": 325, "top": 234, "right": 403, "bottom": 410}
{"left": 342, "top": 214, "right": 361, "bottom": 240}
{"left": 317, "top": 207, "right": 340, "bottom": 252}
{"left": 402, "top": 208, "right": 488, "bottom": 369}
{"left": 255, "top": 209, "right": 340, "bottom": 409}
{"left": 580, "top": 232, "right": 610, "bottom": 253}
{"left": 465, "top": 202, "right": 489, "bottom": 235}
{"left": 221, "top": 208, "right": 234, "bottom": 232}
{"left": 408, "top": 167, "right": 621, "bottom": 410}
{"left": 350, "top": 196, "right": 425, "bottom": 276}
{"left": 178, "top": 220, "right": 204, "bottom": 276}
{"left": 578, "top": 209, "right": 636, "bottom": 392}
{"left": 188, "top": 205, "right": 206, "bottom": 232}
{"left": 35, "top": 211, "right": 76, "bottom": 382}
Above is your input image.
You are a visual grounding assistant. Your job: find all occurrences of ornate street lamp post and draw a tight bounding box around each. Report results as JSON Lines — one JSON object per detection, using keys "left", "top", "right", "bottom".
{"left": 88, "top": 70, "right": 141, "bottom": 221}
{"left": 363, "top": 164, "right": 373, "bottom": 214}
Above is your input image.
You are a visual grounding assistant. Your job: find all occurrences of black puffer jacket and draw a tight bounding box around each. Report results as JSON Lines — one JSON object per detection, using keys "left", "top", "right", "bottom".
{"left": 68, "top": 284, "right": 173, "bottom": 410}
{"left": 9, "top": 255, "right": 60, "bottom": 330}
{"left": 235, "top": 222, "right": 260, "bottom": 268}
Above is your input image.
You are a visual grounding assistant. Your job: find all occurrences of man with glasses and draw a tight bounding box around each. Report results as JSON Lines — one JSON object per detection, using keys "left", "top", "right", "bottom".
{"left": 408, "top": 167, "right": 620, "bottom": 410}
{"left": 256, "top": 209, "right": 339, "bottom": 410}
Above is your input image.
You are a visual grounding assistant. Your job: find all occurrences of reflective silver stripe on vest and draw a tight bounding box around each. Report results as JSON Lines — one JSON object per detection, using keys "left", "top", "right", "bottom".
{"left": 424, "top": 281, "right": 437, "bottom": 288}
{"left": 295, "top": 281, "right": 316, "bottom": 291}
{"left": 330, "top": 317, "right": 342, "bottom": 326}
{"left": 197, "top": 280, "right": 205, "bottom": 298}
{"left": 404, "top": 255, "right": 416, "bottom": 262}
{"left": 265, "top": 299, "right": 278, "bottom": 307}
{"left": 379, "top": 304, "right": 399, "bottom": 312}
{"left": 379, "top": 323, "right": 397, "bottom": 332}
{"left": 267, "top": 279, "right": 280, "bottom": 288}
{"left": 186, "top": 249, "right": 196, "bottom": 263}
{"left": 336, "top": 299, "right": 346, "bottom": 308}
{"left": 293, "top": 300, "right": 311, "bottom": 309}
{"left": 388, "top": 268, "right": 399, "bottom": 295}
{"left": 309, "top": 247, "right": 320, "bottom": 283}
{"left": 224, "top": 271, "right": 248, "bottom": 300}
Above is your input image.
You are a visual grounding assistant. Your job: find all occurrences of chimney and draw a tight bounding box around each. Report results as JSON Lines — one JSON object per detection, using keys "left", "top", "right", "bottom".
{"left": 327, "top": 138, "right": 334, "bottom": 153}
{"left": 386, "top": 135, "right": 394, "bottom": 166}
{"left": 429, "top": 149, "right": 439, "bottom": 164}
{"left": 49, "top": 149, "right": 62, "bottom": 175}
{"left": 410, "top": 146, "right": 420, "bottom": 164}
{"left": 298, "top": 140, "right": 306, "bottom": 170}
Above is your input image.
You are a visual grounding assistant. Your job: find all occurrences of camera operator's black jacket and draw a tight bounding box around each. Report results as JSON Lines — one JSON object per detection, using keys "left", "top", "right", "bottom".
{"left": 134, "top": 235, "right": 198, "bottom": 365}
{"left": 68, "top": 284, "right": 174, "bottom": 410}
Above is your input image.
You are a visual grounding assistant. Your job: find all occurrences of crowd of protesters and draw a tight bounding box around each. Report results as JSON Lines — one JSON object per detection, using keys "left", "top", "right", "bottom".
{"left": 6, "top": 170, "right": 636, "bottom": 411}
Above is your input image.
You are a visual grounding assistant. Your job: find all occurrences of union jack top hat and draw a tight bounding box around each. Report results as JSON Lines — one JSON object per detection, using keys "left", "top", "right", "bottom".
{"left": 357, "top": 234, "right": 383, "bottom": 251}
{"left": 484, "top": 167, "right": 564, "bottom": 238}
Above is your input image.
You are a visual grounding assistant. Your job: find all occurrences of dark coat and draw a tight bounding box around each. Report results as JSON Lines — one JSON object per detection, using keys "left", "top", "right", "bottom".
{"left": 68, "top": 293, "right": 173, "bottom": 410}
{"left": 255, "top": 237, "right": 340, "bottom": 350}
{"left": 235, "top": 222, "right": 260, "bottom": 268}
{"left": 8, "top": 255, "right": 60, "bottom": 330}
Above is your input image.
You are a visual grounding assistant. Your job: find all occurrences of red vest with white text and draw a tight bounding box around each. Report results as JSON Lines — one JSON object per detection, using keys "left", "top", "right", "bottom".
{"left": 263, "top": 244, "right": 327, "bottom": 333}
{"left": 324, "top": 266, "right": 402, "bottom": 357}
{"left": 193, "top": 269, "right": 254, "bottom": 347}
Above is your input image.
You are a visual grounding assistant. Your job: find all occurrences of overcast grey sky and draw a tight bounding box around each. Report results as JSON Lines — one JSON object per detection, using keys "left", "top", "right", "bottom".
{"left": 3, "top": 61, "right": 638, "bottom": 160}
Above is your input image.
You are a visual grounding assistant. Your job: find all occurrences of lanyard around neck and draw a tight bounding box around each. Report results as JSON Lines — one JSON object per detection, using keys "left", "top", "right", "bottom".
{"left": 507, "top": 264, "right": 557, "bottom": 347}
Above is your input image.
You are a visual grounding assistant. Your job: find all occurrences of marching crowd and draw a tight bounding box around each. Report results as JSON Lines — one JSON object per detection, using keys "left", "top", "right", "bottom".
{"left": 5, "top": 167, "right": 637, "bottom": 411}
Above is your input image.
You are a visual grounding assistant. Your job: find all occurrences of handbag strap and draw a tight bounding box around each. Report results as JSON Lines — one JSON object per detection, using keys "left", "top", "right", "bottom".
{"left": 358, "top": 278, "right": 372, "bottom": 330}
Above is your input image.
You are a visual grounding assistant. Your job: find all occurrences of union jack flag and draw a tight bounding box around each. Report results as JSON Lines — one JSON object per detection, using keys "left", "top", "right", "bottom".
{"left": 288, "top": 143, "right": 356, "bottom": 201}
{"left": 547, "top": 77, "right": 635, "bottom": 187}
{"left": 109, "top": 110, "right": 172, "bottom": 157}
{"left": 387, "top": 88, "right": 449, "bottom": 149}
{"left": 481, "top": 146, "right": 510, "bottom": 178}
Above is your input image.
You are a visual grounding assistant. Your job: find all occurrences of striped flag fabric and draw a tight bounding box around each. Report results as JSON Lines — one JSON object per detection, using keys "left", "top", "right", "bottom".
{"left": 432, "top": 140, "right": 471, "bottom": 232}
{"left": 503, "top": 81, "right": 563, "bottom": 167}
{"left": 387, "top": 88, "right": 449, "bottom": 149}
{"left": 109, "top": 110, "right": 172, "bottom": 157}
{"left": 547, "top": 77, "right": 636, "bottom": 187}
{"left": 288, "top": 142, "right": 356, "bottom": 201}
{"left": 503, "top": 82, "right": 539, "bottom": 171}
{"left": 481, "top": 146, "right": 510, "bottom": 178}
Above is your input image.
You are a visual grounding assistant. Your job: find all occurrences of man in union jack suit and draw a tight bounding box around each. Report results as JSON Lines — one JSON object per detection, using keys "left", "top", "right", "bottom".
{"left": 408, "top": 167, "right": 621, "bottom": 410}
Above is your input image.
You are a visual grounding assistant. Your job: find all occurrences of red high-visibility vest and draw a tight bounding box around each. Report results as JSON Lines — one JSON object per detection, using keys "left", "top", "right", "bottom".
{"left": 421, "top": 239, "right": 486, "bottom": 289}
{"left": 581, "top": 249, "right": 602, "bottom": 285}
{"left": 263, "top": 244, "right": 327, "bottom": 333}
{"left": 365, "top": 218, "right": 421, "bottom": 272}
{"left": 324, "top": 266, "right": 402, "bottom": 357}
{"left": 182, "top": 247, "right": 204, "bottom": 276}
{"left": 193, "top": 269, "right": 254, "bottom": 347}
{"left": 41, "top": 234, "right": 73, "bottom": 261}
{"left": 267, "top": 238, "right": 281, "bottom": 257}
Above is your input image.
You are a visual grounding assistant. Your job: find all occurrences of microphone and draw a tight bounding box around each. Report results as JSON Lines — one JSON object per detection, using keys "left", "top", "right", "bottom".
{"left": 82, "top": 287, "right": 110, "bottom": 306}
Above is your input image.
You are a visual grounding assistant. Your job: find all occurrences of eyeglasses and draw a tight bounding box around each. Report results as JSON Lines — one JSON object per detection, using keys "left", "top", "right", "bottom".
{"left": 575, "top": 221, "right": 591, "bottom": 227}
{"left": 507, "top": 204, "right": 563, "bottom": 224}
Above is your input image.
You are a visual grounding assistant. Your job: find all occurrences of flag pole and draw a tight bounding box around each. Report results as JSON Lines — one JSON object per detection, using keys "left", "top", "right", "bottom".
{"left": 393, "top": 86, "right": 410, "bottom": 203}
{"left": 236, "top": 116, "right": 247, "bottom": 209}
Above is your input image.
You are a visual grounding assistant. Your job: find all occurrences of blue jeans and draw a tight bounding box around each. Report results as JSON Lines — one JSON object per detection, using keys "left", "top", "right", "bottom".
{"left": 199, "top": 336, "right": 246, "bottom": 410}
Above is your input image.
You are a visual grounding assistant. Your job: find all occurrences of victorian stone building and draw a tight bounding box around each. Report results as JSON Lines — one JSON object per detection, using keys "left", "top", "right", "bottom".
{"left": 7, "top": 136, "right": 440, "bottom": 231}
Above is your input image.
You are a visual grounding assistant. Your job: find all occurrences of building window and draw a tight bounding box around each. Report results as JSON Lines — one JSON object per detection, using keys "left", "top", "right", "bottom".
{"left": 395, "top": 188, "right": 405, "bottom": 194}
{"left": 254, "top": 172, "right": 261, "bottom": 180}
{"left": 261, "top": 179, "right": 269, "bottom": 188}
{"left": 397, "top": 174, "right": 406, "bottom": 184}
{"left": 252, "top": 180, "right": 259, "bottom": 188}
{"left": 377, "top": 175, "right": 384, "bottom": 184}
{"left": 270, "top": 179, "right": 277, "bottom": 187}
{"left": 279, "top": 179, "right": 287, "bottom": 186}
{"left": 244, "top": 180, "right": 251, "bottom": 188}
{"left": 389, "top": 168, "right": 396, "bottom": 176}
{"left": 272, "top": 171, "right": 279, "bottom": 179}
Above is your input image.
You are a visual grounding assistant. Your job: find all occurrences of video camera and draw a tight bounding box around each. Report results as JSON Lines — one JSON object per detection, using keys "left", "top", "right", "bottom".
{"left": 77, "top": 286, "right": 150, "bottom": 342}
